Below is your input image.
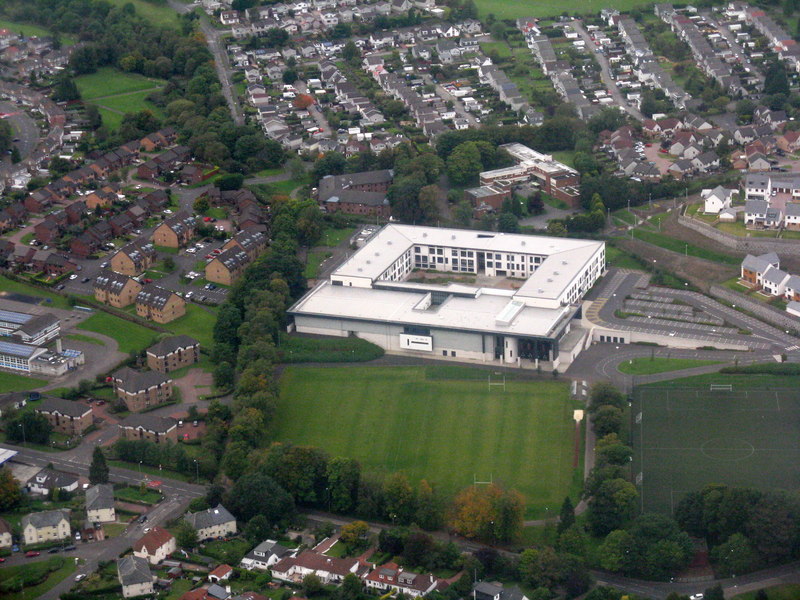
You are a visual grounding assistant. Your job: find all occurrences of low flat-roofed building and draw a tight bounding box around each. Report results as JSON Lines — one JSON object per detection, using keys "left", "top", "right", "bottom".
{"left": 289, "top": 224, "right": 604, "bottom": 370}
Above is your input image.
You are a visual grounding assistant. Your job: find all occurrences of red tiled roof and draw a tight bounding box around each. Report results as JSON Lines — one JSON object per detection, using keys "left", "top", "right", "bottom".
{"left": 209, "top": 564, "right": 233, "bottom": 579}
{"left": 133, "top": 526, "right": 175, "bottom": 554}
{"left": 273, "top": 551, "right": 358, "bottom": 577}
{"left": 180, "top": 589, "right": 208, "bottom": 600}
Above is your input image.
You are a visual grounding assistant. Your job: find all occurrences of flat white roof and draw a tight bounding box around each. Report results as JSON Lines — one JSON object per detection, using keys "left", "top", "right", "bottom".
{"left": 334, "top": 224, "right": 604, "bottom": 296}
{"left": 292, "top": 281, "right": 572, "bottom": 337}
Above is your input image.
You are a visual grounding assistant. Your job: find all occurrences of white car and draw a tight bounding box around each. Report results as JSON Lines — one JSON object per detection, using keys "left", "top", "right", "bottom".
{"left": 186, "top": 247, "right": 197, "bottom": 254}
{"left": 690, "top": 594, "right": 704, "bottom": 600}
{"left": 75, "top": 574, "right": 86, "bottom": 582}
{"left": 69, "top": 274, "right": 78, "bottom": 280}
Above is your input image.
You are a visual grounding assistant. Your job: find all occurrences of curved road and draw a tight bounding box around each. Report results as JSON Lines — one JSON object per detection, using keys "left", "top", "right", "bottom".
{"left": 0, "top": 99, "right": 39, "bottom": 174}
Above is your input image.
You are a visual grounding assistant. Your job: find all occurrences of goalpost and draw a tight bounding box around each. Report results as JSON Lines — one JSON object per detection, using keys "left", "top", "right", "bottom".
{"left": 488, "top": 372, "right": 506, "bottom": 392}
{"left": 709, "top": 384, "right": 733, "bottom": 392}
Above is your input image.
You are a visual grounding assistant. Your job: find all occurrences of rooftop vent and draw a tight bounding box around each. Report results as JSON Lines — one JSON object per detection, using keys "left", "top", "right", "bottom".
{"left": 538, "top": 288, "right": 544, "bottom": 293}
{"left": 562, "top": 260, "right": 568, "bottom": 265}
{"left": 547, "top": 278, "right": 553, "bottom": 282}
{"left": 423, "top": 232, "right": 428, "bottom": 237}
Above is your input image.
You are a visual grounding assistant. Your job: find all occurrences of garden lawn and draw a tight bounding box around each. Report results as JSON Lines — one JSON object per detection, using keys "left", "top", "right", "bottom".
{"left": 0, "top": 18, "right": 77, "bottom": 45}
{"left": 164, "top": 304, "right": 217, "bottom": 349}
{"left": 733, "top": 584, "right": 800, "bottom": 600}
{"left": 304, "top": 250, "right": 332, "bottom": 279}
{"left": 0, "top": 371, "right": 46, "bottom": 394}
{"left": 77, "top": 312, "right": 157, "bottom": 354}
{"left": 618, "top": 357, "right": 723, "bottom": 375}
{"left": 605, "top": 246, "right": 644, "bottom": 270}
{"left": 276, "top": 366, "right": 580, "bottom": 517}
{"left": 75, "top": 68, "right": 165, "bottom": 100}
{"left": 113, "top": 486, "right": 162, "bottom": 505}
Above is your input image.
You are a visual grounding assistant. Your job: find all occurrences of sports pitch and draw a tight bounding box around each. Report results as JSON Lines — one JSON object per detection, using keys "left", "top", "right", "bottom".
{"left": 631, "top": 386, "right": 800, "bottom": 515}
{"left": 276, "top": 365, "right": 582, "bottom": 517}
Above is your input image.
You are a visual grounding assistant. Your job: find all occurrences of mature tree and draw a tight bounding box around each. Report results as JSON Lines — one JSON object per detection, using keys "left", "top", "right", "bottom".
{"left": 383, "top": 472, "right": 415, "bottom": 524}
{"left": 340, "top": 520, "right": 369, "bottom": 548}
{"left": 599, "top": 529, "right": 637, "bottom": 573}
{"left": 193, "top": 195, "right": 210, "bottom": 214}
{"left": 746, "top": 492, "right": 798, "bottom": 564}
{"left": 418, "top": 185, "right": 440, "bottom": 223}
{"left": 245, "top": 514, "right": 274, "bottom": 543}
{"left": 454, "top": 199, "right": 473, "bottom": 226}
{"left": 0, "top": 467, "right": 23, "bottom": 511}
{"left": 214, "top": 361, "right": 235, "bottom": 390}
{"left": 764, "top": 60, "right": 790, "bottom": 96}
{"left": 174, "top": 520, "right": 199, "bottom": 549}
{"left": 221, "top": 440, "right": 252, "bottom": 480}
{"left": 52, "top": 74, "right": 81, "bottom": 102}
{"left": 498, "top": 212, "right": 519, "bottom": 233}
{"left": 326, "top": 457, "right": 360, "bottom": 513}
{"left": 260, "top": 443, "right": 329, "bottom": 505}
{"left": 557, "top": 524, "right": 588, "bottom": 558}
{"left": 518, "top": 547, "right": 563, "bottom": 589}
{"left": 589, "top": 382, "right": 626, "bottom": 411}
{"left": 336, "top": 573, "right": 363, "bottom": 600}
{"left": 388, "top": 176, "right": 425, "bottom": 223}
{"left": 89, "top": 446, "right": 109, "bottom": 484}
{"left": 303, "top": 573, "right": 323, "bottom": 596}
{"left": 312, "top": 152, "right": 346, "bottom": 184}
{"left": 415, "top": 479, "right": 444, "bottom": 531}
{"left": 404, "top": 530, "right": 435, "bottom": 567}
{"left": 4, "top": 411, "right": 51, "bottom": 444}
{"left": 450, "top": 484, "right": 525, "bottom": 542}
{"left": 592, "top": 405, "right": 624, "bottom": 438}
{"left": 446, "top": 142, "right": 483, "bottom": 186}
{"left": 227, "top": 472, "right": 296, "bottom": 525}
{"left": 217, "top": 173, "right": 244, "bottom": 190}
{"left": 587, "top": 478, "right": 638, "bottom": 536}
{"left": 342, "top": 40, "right": 360, "bottom": 63}
{"left": 704, "top": 585, "right": 724, "bottom": 600}
{"left": 558, "top": 496, "right": 576, "bottom": 534}
{"left": 711, "top": 533, "right": 759, "bottom": 576}
{"left": 596, "top": 442, "right": 633, "bottom": 466}
{"left": 674, "top": 490, "right": 706, "bottom": 537}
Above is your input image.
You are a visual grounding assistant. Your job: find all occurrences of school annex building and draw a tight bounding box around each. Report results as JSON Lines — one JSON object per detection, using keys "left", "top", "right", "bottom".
{"left": 288, "top": 225, "right": 606, "bottom": 370}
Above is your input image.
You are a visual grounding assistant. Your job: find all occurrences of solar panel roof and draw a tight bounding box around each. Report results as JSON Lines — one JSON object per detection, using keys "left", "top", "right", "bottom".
{"left": 0, "top": 340, "right": 37, "bottom": 357}
{"left": 0, "top": 310, "right": 33, "bottom": 325}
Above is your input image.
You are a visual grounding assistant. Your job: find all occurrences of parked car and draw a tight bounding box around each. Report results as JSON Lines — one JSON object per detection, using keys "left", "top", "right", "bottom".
{"left": 81, "top": 277, "right": 91, "bottom": 283}
{"left": 142, "top": 278, "right": 153, "bottom": 284}
{"left": 75, "top": 574, "right": 86, "bottom": 582}
{"left": 69, "top": 274, "right": 77, "bottom": 280}
{"left": 56, "top": 284, "right": 65, "bottom": 290}
{"left": 25, "top": 551, "right": 40, "bottom": 558}
{"left": 48, "top": 547, "right": 60, "bottom": 553}
{"left": 193, "top": 420, "right": 199, "bottom": 427}
{"left": 138, "top": 515, "right": 147, "bottom": 523}
{"left": 63, "top": 545, "right": 76, "bottom": 551}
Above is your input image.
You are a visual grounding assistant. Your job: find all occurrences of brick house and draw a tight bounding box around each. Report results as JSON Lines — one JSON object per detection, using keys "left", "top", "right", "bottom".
{"left": 741, "top": 252, "right": 780, "bottom": 286}
{"left": 34, "top": 397, "right": 93, "bottom": 435}
{"left": 111, "top": 239, "right": 157, "bottom": 277}
{"left": 318, "top": 169, "right": 393, "bottom": 218}
{"left": 205, "top": 247, "right": 250, "bottom": 286}
{"left": 136, "top": 285, "right": 186, "bottom": 324}
{"left": 146, "top": 336, "right": 201, "bottom": 373}
{"left": 221, "top": 229, "right": 268, "bottom": 262}
{"left": 111, "top": 368, "right": 174, "bottom": 412}
{"left": 152, "top": 211, "right": 196, "bottom": 248}
{"left": 94, "top": 270, "right": 143, "bottom": 308}
{"left": 120, "top": 414, "right": 179, "bottom": 444}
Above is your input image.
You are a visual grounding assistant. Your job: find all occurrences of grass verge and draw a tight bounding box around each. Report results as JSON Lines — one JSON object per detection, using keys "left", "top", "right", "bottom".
{"left": 617, "top": 357, "right": 723, "bottom": 375}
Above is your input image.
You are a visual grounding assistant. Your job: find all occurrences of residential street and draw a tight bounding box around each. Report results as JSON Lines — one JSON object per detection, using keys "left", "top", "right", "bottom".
{"left": 572, "top": 20, "right": 643, "bottom": 122}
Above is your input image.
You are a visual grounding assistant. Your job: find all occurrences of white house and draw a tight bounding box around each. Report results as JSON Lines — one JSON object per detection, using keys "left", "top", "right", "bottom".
{"left": 185, "top": 504, "right": 237, "bottom": 541}
{"left": 133, "top": 527, "right": 177, "bottom": 565}
{"left": 85, "top": 484, "right": 115, "bottom": 524}
{"left": 0, "top": 518, "right": 13, "bottom": 549}
{"left": 21, "top": 509, "right": 70, "bottom": 545}
{"left": 702, "top": 185, "right": 736, "bottom": 214}
{"left": 240, "top": 539, "right": 293, "bottom": 570}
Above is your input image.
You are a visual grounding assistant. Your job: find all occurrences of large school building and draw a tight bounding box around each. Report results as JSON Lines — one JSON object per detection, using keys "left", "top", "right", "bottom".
{"left": 289, "top": 225, "right": 605, "bottom": 369}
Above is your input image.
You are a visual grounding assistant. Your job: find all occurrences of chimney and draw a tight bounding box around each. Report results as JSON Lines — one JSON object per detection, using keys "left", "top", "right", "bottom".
{"left": 56, "top": 337, "right": 62, "bottom": 353}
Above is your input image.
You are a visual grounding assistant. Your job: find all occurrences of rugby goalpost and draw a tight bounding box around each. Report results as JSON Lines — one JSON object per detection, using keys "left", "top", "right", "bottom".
{"left": 709, "top": 384, "right": 733, "bottom": 392}
{"left": 488, "top": 372, "right": 506, "bottom": 392}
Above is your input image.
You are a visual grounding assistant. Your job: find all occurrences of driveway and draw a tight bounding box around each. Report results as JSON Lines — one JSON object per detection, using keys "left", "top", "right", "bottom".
{"left": 643, "top": 144, "right": 673, "bottom": 176}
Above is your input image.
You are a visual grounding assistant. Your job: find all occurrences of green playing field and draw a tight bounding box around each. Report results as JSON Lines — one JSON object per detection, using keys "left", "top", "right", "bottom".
{"left": 276, "top": 365, "right": 583, "bottom": 517}
{"left": 631, "top": 386, "right": 800, "bottom": 515}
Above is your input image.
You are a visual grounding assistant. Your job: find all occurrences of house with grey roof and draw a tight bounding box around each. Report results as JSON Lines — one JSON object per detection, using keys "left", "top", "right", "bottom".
{"left": 27, "top": 468, "right": 79, "bottom": 496}
{"left": 146, "top": 335, "right": 201, "bottom": 373}
{"left": 185, "top": 504, "right": 237, "bottom": 540}
{"left": 35, "top": 397, "right": 93, "bottom": 435}
{"left": 761, "top": 265, "right": 790, "bottom": 296}
{"left": 744, "top": 199, "right": 769, "bottom": 228}
{"left": 741, "top": 252, "right": 780, "bottom": 286}
{"left": 21, "top": 509, "right": 70, "bottom": 545}
{"left": 86, "top": 484, "right": 116, "bottom": 524}
{"left": 240, "top": 539, "right": 293, "bottom": 570}
{"left": 111, "top": 367, "right": 174, "bottom": 412}
{"left": 473, "top": 581, "right": 530, "bottom": 600}
{"left": 120, "top": 414, "right": 178, "bottom": 444}
{"left": 118, "top": 555, "right": 154, "bottom": 598}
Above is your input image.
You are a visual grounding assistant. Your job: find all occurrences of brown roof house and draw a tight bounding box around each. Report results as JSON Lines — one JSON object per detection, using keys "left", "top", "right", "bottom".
{"left": 34, "top": 397, "right": 93, "bottom": 435}
{"left": 120, "top": 414, "right": 179, "bottom": 444}
{"left": 133, "top": 526, "right": 177, "bottom": 564}
{"left": 111, "top": 368, "right": 174, "bottom": 412}
{"left": 146, "top": 336, "right": 200, "bottom": 373}
{"left": 152, "top": 211, "right": 197, "bottom": 248}
{"left": 205, "top": 247, "right": 250, "bottom": 286}
{"left": 94, "top": 270, "right": 143, "bottom": 308}
{"left": 111, "top": 238, "right": 157, "bottom": 277}
{"left": 136, "top": 285, "right": 186, "bottom": 324}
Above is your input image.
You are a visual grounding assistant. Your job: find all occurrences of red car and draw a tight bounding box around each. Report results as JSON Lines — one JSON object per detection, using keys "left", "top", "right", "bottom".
{"left": 25, "top": 551, "right": 40, "bottom": 558}
{"left": 203, "top": 216, "right": 212, "bottom": 222}
{"left": 205, "top": 254, "right": 213, "bottom": 259}
{"left": 212, "top": 249, "right": 221, "bottom": 255}
{"left": 0, "top": 557, "right": 5, "bottom": 563}
{"left": 142, "top": 278, "right": 153, "bottom": 284}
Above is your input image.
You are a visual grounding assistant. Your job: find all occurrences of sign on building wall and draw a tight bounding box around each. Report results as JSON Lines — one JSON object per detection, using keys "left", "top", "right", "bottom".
{"left": 399, "top": 334, "right": 433, "bottom": 351}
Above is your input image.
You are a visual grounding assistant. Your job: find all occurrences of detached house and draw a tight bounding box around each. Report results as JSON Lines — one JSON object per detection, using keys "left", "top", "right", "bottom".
{"left": 185, "top": 504, "right": 237, "bottom": 541}
{"left": 136, "top": 285, "right": 186, "bottom": 324}
{"left": 94, "top": 270, "right": 143, "bottom": 308}
{"left": 702, "top": 185, "right": 736, "bottom": 214}
{"left": 21, "top": 509, "right": 70, "bottom": 545}
{"left": 111, "top": 367, "right": 174, "bottom": 412}
{"left": 27, "top": 468, "right": 80, "bottom": 495}
{"left": 364, "top": 562, "right": 446, "bottom": 597}
{"left": 86, "top": 484, "right": 116, "bottom": 524}
{"left": 241, "top": 540, "right": 293, "bottom": 571}
{"left": 34, "top": 397, "right": 93, "bottom": 435}
{"left": 153, "top": 211, "right": 197, "bottom": 248}
{"left": 272, "top": 551, "right": 364, "bottom": 584}
{"left": 146, "top": 336, "right": 201, "bottom": 373}
{"left": 134, "top": 526, "right": 177, "bottom": 564}
{"left": 118, "top": 555, "right": 155, "bottom": 598}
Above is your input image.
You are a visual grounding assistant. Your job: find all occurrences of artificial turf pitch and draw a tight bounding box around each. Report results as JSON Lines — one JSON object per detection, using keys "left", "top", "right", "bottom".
{"left": 631, "top": 386, "right": 800, "bottom": 515}
{"left": 276, "top": 365, "right": 581, "bottom": 517}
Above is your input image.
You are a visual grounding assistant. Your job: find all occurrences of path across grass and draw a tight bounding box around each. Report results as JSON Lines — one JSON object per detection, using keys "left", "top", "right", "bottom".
{"left": 276, "top": 365, "right": 581, "bottom": 517}
{"left": 77, "top": 312, "right": 157, "bottom": 354}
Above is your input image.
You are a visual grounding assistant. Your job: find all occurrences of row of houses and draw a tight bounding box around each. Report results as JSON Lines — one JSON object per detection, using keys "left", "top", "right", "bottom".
{"left": 740, "top": 252, "right": 800, "bottom": 307}
{"left": 657, "top": 4, "right": 743, "bottom": 96}
{"left": 739, "top": 2, "right": 800, "bottom": 72}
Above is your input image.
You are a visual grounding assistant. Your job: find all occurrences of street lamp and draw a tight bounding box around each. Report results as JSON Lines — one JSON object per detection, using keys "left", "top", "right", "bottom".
{"left": 193, "top": 459, "right": 199, "bottom": 484}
